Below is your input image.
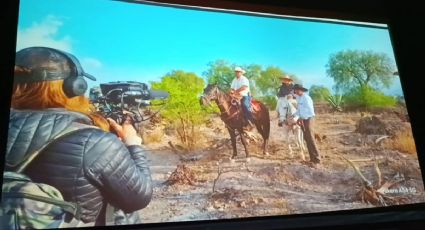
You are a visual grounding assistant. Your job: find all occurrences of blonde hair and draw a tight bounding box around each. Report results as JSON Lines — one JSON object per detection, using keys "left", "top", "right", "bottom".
{"left": 12, "top": 79, "right": 110, "bottom": 132}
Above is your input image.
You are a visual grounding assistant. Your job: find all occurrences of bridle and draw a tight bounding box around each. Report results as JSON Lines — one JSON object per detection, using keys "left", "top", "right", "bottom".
{"left": 202, "top": 86, "right": 241, "bottom": 121}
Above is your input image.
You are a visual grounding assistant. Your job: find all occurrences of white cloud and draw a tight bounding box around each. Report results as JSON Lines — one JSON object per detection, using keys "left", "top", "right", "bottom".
{"left": 81, "top": 58, "right": 103, "bottom": 69}
{"left": 16, "top": 15, "right": 72, "bottom": 52}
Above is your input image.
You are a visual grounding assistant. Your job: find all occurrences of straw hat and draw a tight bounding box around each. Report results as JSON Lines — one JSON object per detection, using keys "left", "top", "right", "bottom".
{"left": 280, "top": 75, "right": 293, "bottom": 82}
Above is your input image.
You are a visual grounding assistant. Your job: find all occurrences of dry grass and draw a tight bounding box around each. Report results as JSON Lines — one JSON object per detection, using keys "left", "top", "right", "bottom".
{"left": 142, "top": 128, "right": 164, "bottom": 144}
{"left": 179, "top": 127, "right": 208, "bottom": 151}
{"left": 385, "top": 129, "right": 417, "bottom": 155}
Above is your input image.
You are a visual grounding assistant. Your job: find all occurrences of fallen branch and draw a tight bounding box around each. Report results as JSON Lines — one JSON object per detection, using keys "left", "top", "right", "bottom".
{"left": 212, "top": 163, "right": 221, "bottom": 193}
{"left": 212, "top": 162, "right": 233, "bottom": 193}
{"left": 168, "top": 141, "right": 187, "bottom": 154}
{"left": 212, "top": 161, "right": 254, "bottom": 193}
{"left": 169, "top": 141, "right": 201, "bottom": 161}
{"left": 349, "top": 156, "right": 385, "bottom": 163}
{"left": 243, "top": 162, "right": 255, "bottom": 173}
{"left": 342, "top": 155, "right": 409, "bottom": 206}
{"left": 374, "top": 156, "right": 382, "bottom": 187}
{"left": 375, "top": 135, "right": 390, "bottom": 145}
{"left": 341, "top": 156, "right": 372, "bottom": 187}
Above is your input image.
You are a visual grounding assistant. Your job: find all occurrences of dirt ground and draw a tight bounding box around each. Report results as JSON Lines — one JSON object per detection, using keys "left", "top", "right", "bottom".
{"left": 138, "top": 109, "right": 425, "bottom": 223}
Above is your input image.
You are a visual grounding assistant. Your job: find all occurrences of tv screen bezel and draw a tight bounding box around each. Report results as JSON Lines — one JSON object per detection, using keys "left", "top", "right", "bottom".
{"left": 1, "top": 0, "right": 425, "bottom": 229}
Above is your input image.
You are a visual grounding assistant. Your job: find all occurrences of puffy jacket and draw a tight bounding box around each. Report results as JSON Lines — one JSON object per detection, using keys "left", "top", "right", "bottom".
{"left": 5, "top": 108, "right": 153, "bottom": 223}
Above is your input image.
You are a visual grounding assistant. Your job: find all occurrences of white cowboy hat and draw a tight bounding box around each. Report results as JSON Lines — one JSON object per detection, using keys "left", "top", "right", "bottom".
{"left": 234, "top": 66, "right": 246, "bottom": 74}
{"left": 280, "top": 75, "right": 293, "bottom": 82}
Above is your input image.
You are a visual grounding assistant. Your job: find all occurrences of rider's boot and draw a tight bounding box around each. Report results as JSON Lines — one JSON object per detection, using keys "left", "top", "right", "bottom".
{"left": 243, "top": 119, "right": 255, "bottom": 131}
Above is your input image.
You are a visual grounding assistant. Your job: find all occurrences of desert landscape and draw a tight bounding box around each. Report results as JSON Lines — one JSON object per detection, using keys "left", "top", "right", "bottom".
{"left": 138, "top": 105, "right": 425, "bottom": 222}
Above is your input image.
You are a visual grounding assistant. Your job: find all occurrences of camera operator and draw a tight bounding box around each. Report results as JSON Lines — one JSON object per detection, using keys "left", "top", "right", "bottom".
{"left": 7, "top": 47, "right": 153, "bottom": 226}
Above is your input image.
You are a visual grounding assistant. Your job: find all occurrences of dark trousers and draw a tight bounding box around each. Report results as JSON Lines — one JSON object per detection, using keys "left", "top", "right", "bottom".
{"left": 241, "top": 96, "right": 254, "bottom": 122}
{"left": 301, "top": 118, "right": 321, "bottom": 163}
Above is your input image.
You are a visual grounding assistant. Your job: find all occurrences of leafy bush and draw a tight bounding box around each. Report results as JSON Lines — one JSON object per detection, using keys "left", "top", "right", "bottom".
{"left": 343, "top": 86, "right": 396, "bottom": 110}
{"left": 151, "top": 70, "right": 214, "bottom": 150}
{"left": 257, "top": 95, "right": 277, "bottom": 110}
{"left": 309, "top": 85, "right": 331, "bottom": 102}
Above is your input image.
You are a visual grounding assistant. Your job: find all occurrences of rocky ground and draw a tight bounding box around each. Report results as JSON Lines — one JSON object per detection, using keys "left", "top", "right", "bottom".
{"left": 137, "top": 109, "right": 425, "bottom": 223}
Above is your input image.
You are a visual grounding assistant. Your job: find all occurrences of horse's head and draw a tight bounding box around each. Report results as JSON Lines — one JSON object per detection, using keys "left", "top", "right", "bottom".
{"left": 200, "top": 84, "right": 220, "bottom": 106}
{"left": 277, "top": 97, "right": 298, "bottom": 124}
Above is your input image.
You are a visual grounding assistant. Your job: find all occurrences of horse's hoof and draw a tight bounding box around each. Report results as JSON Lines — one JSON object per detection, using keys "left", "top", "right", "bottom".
{"left": 264, "top": 152, "right": 270, "bottom": 156}
{"left": 230, "top": 159, "right": 236, "bottom": 164}
{"left": 246, "top": 157, "right": 251, "bottom": 163}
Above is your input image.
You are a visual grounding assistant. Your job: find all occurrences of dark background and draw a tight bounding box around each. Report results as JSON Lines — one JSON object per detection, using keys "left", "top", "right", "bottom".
{"left": 1, "top": 0, "right": 425, "bottom": 229}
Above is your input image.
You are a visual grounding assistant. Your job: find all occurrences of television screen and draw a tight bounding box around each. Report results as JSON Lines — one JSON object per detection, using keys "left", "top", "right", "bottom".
{"left": 1, "top": 0, "right": 424, "bottom": 229}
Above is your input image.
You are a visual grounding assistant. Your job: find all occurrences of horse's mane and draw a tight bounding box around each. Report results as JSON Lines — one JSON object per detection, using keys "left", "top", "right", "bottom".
{"left": 210, "top": 84, "right": 231, "bottom": 99}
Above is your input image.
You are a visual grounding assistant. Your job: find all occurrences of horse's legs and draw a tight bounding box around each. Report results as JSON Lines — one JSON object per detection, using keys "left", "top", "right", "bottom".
{"left": 282, "top": 124, "right": 293, "bottom": 158}
{"left": 296, "top": 127, "right": 306, "bottom": 161}
{"left": 256, "top": 123, "right": 269, "bottom": 155}
{"left": 238, "top": 129, "right": 250, "bottom": 158}
{"left": 262, "top": 138, "right": 269, "bottom": 156}
{"left": 228, "top": 128, "right": 237, "bottom": 159}
{"left": 285, "top": 127, "right": 293, "bottom": 158}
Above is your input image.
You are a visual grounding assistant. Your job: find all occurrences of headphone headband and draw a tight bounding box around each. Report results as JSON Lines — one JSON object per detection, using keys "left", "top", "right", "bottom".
{"left": 14, "top": 47, "right": 96, "bottom": 83}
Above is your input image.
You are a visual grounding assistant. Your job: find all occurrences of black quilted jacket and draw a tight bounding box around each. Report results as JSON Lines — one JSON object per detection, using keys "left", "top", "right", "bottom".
{"left": 5, "top": 109, "right": 153, "bottom": 223}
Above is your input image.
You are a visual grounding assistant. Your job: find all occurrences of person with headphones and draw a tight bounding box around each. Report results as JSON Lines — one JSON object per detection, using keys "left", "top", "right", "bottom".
{"left": 6, "top": 47, "right": 153, "bottom": 226}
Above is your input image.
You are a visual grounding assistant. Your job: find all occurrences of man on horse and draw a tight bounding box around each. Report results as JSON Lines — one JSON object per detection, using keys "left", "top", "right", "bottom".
{"left": 230, "top": 66, "right": 255, "bottom": 130}
{"left": 277, "top": 75, "right": 296, "bottom": 127}
{"left": 277, "top": 75, "right": 294, "bottom": 99}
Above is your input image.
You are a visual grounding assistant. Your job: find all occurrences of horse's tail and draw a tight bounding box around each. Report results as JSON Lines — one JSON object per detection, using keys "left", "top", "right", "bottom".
{"left": 259, "top": 102, "right": 270, "bottom": 140}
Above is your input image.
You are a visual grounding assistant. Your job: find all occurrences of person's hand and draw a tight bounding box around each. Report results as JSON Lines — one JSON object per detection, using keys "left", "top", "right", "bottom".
{"left": 107, "top": 117, "right": 142, "bottom": 146}
{"left": 297, "top": 119, "right": 303, "bottom": 126}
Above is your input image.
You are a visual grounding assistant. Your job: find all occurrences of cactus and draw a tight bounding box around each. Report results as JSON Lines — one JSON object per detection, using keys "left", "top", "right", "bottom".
{"left": 326, "top": 94, "right": 343, "bottom": 112}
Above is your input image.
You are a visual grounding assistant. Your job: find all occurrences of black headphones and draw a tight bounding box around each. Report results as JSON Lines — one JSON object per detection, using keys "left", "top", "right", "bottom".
{"left": 14, "top": 47, "right": 96, "bottom": 98}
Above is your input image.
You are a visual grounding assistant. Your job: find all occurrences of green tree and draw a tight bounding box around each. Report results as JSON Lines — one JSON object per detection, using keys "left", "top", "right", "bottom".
{"left": 151, "top": 70, "right": 212, "bottom": 150}
{"left": 309, "top": 85, "right": 331, "bottom": 102}
{"left": 203, "top": 60, "right": 262, "bottom": 96}
{"left": 255, "top": 66, "right": 301, "bottom": 96}
{"left": 203, "top": 60, "right": 234, "bottom": 91}
{"left": 326, "top": 50, "right": 395, "bottom": 92}
{"left": 255, "top": 66, "right": 285, "bottom": 96}
{"left": 243, "top": 64, "right": 262, "bottom": 96}
{"left": 203, "top": 60, "right": 301, "bottom": 102}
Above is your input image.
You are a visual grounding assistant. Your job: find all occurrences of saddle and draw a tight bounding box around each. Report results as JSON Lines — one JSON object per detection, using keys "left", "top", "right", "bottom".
{"left": 230, "top": 95, "right": 261, "bottom": 113}
{"left": 251, "top": 100, "right": 261, "bottom": 112}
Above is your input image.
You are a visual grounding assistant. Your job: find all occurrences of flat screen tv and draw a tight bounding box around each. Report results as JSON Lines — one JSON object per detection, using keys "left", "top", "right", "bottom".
{"left": 1, "top": 0, "right": 425, "bottom": 229}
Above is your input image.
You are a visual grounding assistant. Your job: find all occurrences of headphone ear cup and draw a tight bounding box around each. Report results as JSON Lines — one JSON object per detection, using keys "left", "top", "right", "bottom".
{"left": 63, "top": 76, "right": 87, "bottom": 97}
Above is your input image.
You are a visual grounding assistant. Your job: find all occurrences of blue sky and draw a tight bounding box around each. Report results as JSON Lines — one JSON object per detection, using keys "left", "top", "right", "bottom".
{"left": 16, "top": 0, "right": 402, "bottom": 95}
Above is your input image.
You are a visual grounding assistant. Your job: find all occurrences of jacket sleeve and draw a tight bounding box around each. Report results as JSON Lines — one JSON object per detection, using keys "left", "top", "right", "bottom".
{"left": 83, "top": 131, "right": 153, "bottom": 213}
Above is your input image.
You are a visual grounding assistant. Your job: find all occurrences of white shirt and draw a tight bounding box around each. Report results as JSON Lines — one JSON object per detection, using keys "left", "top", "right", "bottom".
{"left": 231, "top": 76, "right": 250, "bottom": 96}
{"left": 295, "top": 93, "right": 315, "bottom": 119}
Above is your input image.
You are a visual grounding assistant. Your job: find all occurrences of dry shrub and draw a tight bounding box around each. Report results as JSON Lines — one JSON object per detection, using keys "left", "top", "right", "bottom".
{"left": 175, "top": 126, "right": 208, "bottom": 151}
{"left": 356, "top": 116, "right": 388, "bottom": 135}
{"left": 165, "top": 164, "right": 197, "bottom": 185}
{"left": 385, "top": 129, "right": 417, "bottom": 155}
{"left": 142, "top": 128, "right": 164, "bottom": 144}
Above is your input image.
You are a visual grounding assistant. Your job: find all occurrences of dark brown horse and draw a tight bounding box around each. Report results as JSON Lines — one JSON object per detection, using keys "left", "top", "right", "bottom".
{"left": 200, "top": 84, "right": 270, "bottom": 158}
